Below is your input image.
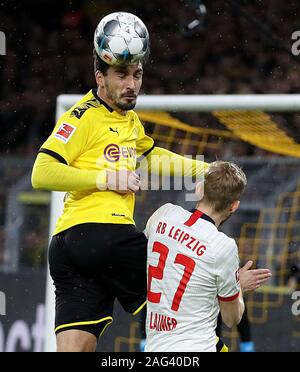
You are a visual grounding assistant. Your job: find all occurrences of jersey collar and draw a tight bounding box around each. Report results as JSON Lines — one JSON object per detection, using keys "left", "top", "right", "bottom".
{"left": 189, "top": 209, "right": 216, "bottom": 226}
{"left": 92, "top": 88, "right": 114, "bottom": 113}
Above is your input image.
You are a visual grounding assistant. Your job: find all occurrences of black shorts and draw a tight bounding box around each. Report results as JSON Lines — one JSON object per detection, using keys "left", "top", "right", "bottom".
{"left": 48, "top": 223, "right": 148, "bottom": 338}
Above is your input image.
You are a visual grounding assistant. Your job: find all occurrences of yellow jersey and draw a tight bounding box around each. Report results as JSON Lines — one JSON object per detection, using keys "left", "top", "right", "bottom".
{"left": 39, "top": 89, "right": 154, "bottom": 235}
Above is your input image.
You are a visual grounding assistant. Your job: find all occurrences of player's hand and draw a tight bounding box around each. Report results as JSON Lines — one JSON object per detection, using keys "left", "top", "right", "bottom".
{"left": 239, "top": 260, "right": 272, "bottom": 293}
{"left": 106, "top": 169, "right": 141, "bottom": 194}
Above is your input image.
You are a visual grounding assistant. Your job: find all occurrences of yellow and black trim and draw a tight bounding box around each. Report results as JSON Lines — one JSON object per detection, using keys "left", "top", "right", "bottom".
{"left": 216, "top": 336, "right": 229, "bottom": 352}
{"left": 55, "top": 316, "right": 113, "bottom": 338}
{"left": 132, "top": 300, "right": 147, "bottom": 316}
{"left": 141, "top": 144, "right": 155, "bottom": 158}
{"left": 39, "top": 148, "right": 68, "bottom": 165}
{"left": 92, "top": 88, "right": 114, "bottom": 113}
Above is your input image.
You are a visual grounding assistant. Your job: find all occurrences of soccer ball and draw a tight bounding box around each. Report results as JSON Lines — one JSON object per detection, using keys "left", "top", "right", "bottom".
{"left": 94, "top": 12, "right": 150, "bottom": 66}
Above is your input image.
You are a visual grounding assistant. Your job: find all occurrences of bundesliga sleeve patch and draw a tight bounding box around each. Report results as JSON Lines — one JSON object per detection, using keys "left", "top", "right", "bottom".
{"left": 54, "top": 123, "right": 76, "bottom": 143}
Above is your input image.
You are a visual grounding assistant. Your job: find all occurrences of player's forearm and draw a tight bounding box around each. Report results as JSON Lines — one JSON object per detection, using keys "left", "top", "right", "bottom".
{"left": 143, "top": 147, "right": 209, "bottom": 177}
{"left": 31, "top": 153, "right": 106, "bottom": 191}
{"left": 237, "top": 291, "right": 245, "bottom": 322}
{"left": 225, "top": 296, "right": 245, "bottom": 328}
{"left": 219, "top": 290, "right": 245, "bottom": 328}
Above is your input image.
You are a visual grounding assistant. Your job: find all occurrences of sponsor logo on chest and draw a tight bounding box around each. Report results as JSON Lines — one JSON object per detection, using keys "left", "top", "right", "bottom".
{"left": 104, "top": 143, "right": 137, "bottom": 162}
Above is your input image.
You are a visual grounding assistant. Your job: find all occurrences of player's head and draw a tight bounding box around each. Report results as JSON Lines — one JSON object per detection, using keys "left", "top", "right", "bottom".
{"left": 94, "top": 48, "right": 143, "bottom": 111}
{"left": 93, "top": 12, "right": 149, "bottom": 112}
{"left": 196, "top": 161, "right": 247, "bottom": 222}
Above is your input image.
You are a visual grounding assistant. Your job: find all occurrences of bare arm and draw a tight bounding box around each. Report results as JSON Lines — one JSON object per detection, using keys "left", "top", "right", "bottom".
{"left": 218, "top": 291, "right": 245, "bottom": 328}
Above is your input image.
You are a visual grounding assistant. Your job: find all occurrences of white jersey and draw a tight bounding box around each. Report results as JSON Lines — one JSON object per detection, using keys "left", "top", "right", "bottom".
{"left": 144, "top": 203, "right": 241, "bottom": 352}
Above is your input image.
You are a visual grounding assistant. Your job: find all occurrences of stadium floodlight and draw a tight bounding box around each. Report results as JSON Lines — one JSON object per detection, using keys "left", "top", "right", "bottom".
{"left": 44, "top": 93, "right": 300, "bottom": 352}
{"left": 183, "top": 0, "right": 207, "bottom": 36}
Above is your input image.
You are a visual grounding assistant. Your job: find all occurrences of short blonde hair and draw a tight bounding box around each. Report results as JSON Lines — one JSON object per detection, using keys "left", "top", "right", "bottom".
{"left": 202, "top": 161, "right": 247, "bottom": 212}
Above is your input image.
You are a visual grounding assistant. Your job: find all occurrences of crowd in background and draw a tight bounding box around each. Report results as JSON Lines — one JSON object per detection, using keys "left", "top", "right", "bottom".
{"left": 0, "top": 0, "right": 300, "bottom": 270}
{"left": 1, "top": 0, "right": 300, "bottom": 156}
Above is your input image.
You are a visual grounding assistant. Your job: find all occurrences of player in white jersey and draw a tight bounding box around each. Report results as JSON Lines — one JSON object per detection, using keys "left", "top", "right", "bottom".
{"left": 144, "top": 161, "right": 271, "bottom": 352}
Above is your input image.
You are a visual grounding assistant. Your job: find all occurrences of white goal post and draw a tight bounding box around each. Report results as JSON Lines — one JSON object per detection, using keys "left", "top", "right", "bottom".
{"left": 44, "top": 94, "right": 300, "bottom": 352}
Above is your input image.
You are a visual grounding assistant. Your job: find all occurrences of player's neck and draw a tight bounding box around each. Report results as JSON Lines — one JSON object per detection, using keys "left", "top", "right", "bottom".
{"left": 97, "top": 87, "right": 127, "bottom": 116}
{"left": 195, "top": 204, "right": 226, "bottom": 228}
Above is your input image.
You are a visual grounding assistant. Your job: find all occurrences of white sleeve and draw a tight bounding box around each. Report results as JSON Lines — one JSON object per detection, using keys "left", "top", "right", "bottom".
{"left": 143, "top": 203, "right": 172, "bottom": 239}
{"left": 215, "top": 239, "right": 241, "bottom": 301}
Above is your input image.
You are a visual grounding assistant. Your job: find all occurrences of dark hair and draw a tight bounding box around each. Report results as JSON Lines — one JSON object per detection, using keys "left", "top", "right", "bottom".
{"left": 93, "top": 48, "right": 110, "bottom": 75}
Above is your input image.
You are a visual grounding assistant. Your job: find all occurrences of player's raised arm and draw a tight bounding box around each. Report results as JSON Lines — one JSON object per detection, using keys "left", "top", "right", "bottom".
{"left": 135, "top": 115, "right": 208, "bottom": 178}
{"left": 137, "top": 145, "right": 208, "bottom": 178}
{"left": 150, "top": 147, "right": 208, "bottom": 177}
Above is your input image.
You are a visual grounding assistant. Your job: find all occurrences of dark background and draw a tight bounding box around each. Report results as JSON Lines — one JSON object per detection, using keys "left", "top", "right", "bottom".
{"left": 1, "top": 0, "right": 300, "bottom": 155}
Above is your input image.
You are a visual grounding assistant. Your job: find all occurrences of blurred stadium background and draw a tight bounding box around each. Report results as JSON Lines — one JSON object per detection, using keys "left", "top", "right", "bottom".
{"left": 1, "top": 0, "right": 300, "bottom": 352}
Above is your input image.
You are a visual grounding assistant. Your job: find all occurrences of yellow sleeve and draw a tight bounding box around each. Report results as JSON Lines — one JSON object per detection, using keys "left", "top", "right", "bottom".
{"left": 39, "top": 113, "right": 91, "bottom": 165}
{"left": 31, "top": 153, "right": 107, "bottom": 191}
{"left": 135, "top": 116, "right": 155, "bottom": 157}
{"left": 141, "top": 146, "right": 209, "bottom": 177}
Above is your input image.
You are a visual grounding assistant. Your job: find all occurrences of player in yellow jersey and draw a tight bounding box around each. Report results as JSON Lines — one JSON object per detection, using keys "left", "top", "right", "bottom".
{"left": 31, "top": 13, "right": 207, "bottom": 352}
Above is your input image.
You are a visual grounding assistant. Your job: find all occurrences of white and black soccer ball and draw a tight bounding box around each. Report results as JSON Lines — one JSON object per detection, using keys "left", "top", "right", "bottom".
{"left": 94, "top": 12, "right": 150, "bottom": 66}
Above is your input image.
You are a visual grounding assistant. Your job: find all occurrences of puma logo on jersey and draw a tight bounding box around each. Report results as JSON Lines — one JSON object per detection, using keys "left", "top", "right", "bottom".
{"left": 109, "top": 127, "right": 119, "bottom": 135}
{"left": 70, "top": 98, "right": 99, "bottom": 119}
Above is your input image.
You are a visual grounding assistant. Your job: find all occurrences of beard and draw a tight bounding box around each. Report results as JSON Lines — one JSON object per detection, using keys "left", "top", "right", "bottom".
{"left": 115, "top": 100, "right": 136, "bottom": 111}
{"left": 105, "top": 84, "right": 137, "bottom": 111}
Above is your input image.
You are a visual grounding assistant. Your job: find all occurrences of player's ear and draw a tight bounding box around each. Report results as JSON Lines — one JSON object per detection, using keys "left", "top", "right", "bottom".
{"left": 95, "top": 70, "right": 105, "bottom": 88}
{"left": 195, "top": 181, "right": 204, "bottom": 202}
{"left": 229, "top": 200, "right": 240, "bottom": 214}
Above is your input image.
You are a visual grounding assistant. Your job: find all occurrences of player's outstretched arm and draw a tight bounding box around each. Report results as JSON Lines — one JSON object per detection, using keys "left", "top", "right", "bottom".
{"left": 31, "top": 153, "right": 140, "bottom": 193}
{"left": 140, "top": 147, "right": 209, "bottom": 177}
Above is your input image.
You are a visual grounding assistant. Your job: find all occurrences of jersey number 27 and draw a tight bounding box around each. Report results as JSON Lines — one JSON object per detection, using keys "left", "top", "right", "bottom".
{"left": 147, "top": 241, "right": 196, "bottom": 311}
